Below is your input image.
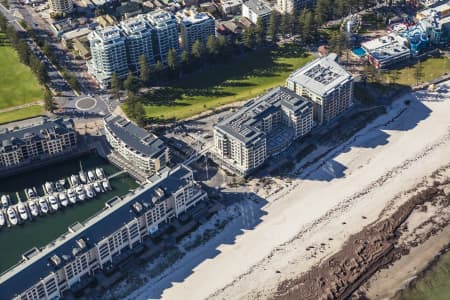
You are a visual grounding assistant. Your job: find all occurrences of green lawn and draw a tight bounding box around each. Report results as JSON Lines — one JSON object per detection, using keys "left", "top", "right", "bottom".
{"left": 0, "top": 105, "right": 45, "bottom": 124}
{"left": 139, "top": 45, "right": 313, "bottom": 120}
{"left": 0, "top": 35, "right": 45, "bottom": 110}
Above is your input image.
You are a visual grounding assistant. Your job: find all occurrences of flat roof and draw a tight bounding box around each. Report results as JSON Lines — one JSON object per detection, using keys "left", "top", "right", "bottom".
{"left": 104, "top": 114, "right": 167, "bottom": 159}
{"left": 62, "top": 27, "right": 92, "bottom": 41}
{"left": 0, "top": 165, "right": 192, "bottom": 299}
{"left": 121, "top": 15, "right": 152, "bottom": 35}
{"left": 215, "top": 87, "right": 311, "bottom": 145}
{"left": 88, "top": 26, "right": 124, "bottom": 43}
{"left": 177, "top": 11, "right": 214, "bottom": 26}
{"left": 243, "top": 0, "right": 272, "bottom": 16}
{"left": 287, "top": 53, "right": 353, "bottom": 97}
{"left": 361, "top": 33, "right": 410, "bottom": 62}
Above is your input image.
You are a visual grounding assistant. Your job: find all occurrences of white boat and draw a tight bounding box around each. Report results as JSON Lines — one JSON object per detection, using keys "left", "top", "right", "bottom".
{"left": 38, "top": 198, "right": 49, "bottom": 214}
{"left": 27, "top": 189, "right": 35, "bottom": 199}
{"left": 96, "top": 168, "right": 104, "bottom": 179}
{"left": 44, "top": 182, "right": 54, "bottom": 194}
{"left": 67, "top": 189, "right": 77, "bottom": 204}
{"left": 28, "top": 201, "right": 39, "bottom": 217}
{"left": 87, "top": 170, "right": 96, "bottom": 182}
{"left": 79, "top": 171, "right": 87, "bottom": 184}
{"left": 93, "top": 182, "right": 102, "bottom": 193}
{"left": 48, "top": 195, "right": 59, "bottom": 211}
{"left": 6, "top": 207, "right": 18, "bottom": 225}
{"left": 58, "top": 192, "right": 69, "bottom": 207}
{"left": 102, "top": 180, "right": 111, "bottom": 191}
{"left": 70, "top": 175, "right": 79, "bottom": 186}
{"left": 17, "top": 202, "right": 28, "bottom": 221}
{"left": 0, "top": 211, "right": 5, "bottom": 227}
{"left": 76, "top": 186, "right": 86, "bottom": 201}
{"left": 55, "top": 181, "right": 64, "bottom": 192}
{"left": 1, "top": 195, "right": 10, "bottom": 208}
{"left": 85, "top": 185, "right": 94, "bottom": 199}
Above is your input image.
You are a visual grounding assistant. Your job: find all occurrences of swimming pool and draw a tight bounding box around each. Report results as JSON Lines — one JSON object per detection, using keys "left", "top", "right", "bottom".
{"left": 352, "top": 47, "right": 366, "bottom": 57}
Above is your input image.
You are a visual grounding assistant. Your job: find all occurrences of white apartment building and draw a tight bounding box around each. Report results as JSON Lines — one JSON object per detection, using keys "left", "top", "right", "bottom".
{"left": 121, "top": 15, "right": 155, "bottom": 72}
{"left": 213, "top": 87, "right": 313, "bottom": 176}
{"left": 87, "top": 26, "right": 128, "bottom": 88}
{"left": 176, "top": 10, "right": 216, "bottom": 52}
{"left": 0, "top": 165, "right": 207, "bottom": 300}
{"left": 0, "top": 118, "right": 77, "bottom": 170}
{"left": 49, "top": 0, "right": 73, "bottom": 14}
{"left": 286, "top": 53, "right": 353, "bottom": 125}
{"left": 361, "top": 33, "right": 411, "bottom": 69}
{"left": 146, "top": 10, "right": 180, "bottom": 63}
{"left": 275, "top": 0, "right": 314, "bottom": 14}
{"left": 104, "top": 114, "right": 170, "bottom": 176}
{"left": 242, "top": 0, "right": 272, "bottom": 25}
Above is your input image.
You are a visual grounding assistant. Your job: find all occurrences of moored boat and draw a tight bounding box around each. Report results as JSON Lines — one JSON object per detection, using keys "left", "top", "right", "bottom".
{"left": 17, "top": 202, "right": 28, "bottom": 221}
{"left": 1, "top": 195, "right": 10, "bottom": 208}
{"left": 6, "top": 207, "right": 18, "bottom": 226}
{"left": 87, "top": 170, "right": 96, "bottom": 182}
{"left": 70, "top": 175, "right": 79, "bottom": 186}
{"left": 96, "top": 168, "right": 104, "bottom": 179}
{"left": 0, "top": 210, "right": 5, "bottom": 227}
{"left": 79, "top": 171, "right": 87, "bottom": 184}
{"left": 48, "top": 195, "right": 59, "bottom": 211}
{"left": 67, "top": 189, "right": 77, "bottom": 204}
{"left": 58, "top": 192, "right": 69, "bottom": 207}
{"left": 85, "top": 185, "right": 94, "bottom": 199}
{"left": 76, "top": 186, "right": 86, "bottom": 201}
{"left": 102, "top": 179, "right": 111, "bottom": 191}
{"left": 38, "top": 198, "right": 49, "bottom": 214}
{"left": 28, "top": 200, "right": 39, "bottom": 217}
{"left": 93, "top": 182, "right": 102, "bottom": 193}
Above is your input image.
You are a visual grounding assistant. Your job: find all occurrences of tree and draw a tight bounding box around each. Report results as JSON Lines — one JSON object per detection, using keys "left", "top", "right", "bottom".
{"left": 302, "top": 9, "right": 315, "bottom": 44}
{"left": 110, "top": 72, "right": 121, "bottom": 101}
{"left": 154, "top": 60, "right": 164, "bottom": 82}
{"left": 217, "top": 36, "right": 232, "bottom": 60}
{"left": 387, "top": 69, "right": 400, "bottom": 85}
{"left": 181, "top": 50, "right": 190, "bottom": 72}
{"left": 167, "top": 48, "right": 178, "bottom": 76}
{"left": 191, "top": 39, "right": 204, "bottom": 61}
{"left": 315, "top": 0, "right": 331, "bottom": 25}
{"left": 123, "top": 72, "right": 139, "bottom": 93}
{"left": 267, "top": 12, "right": 279, "bottom": 42}
{"left": 242, "top": 28, "right": 256, "bottom": 50}
{"left": 206, "top": 35, "right": 219, "bottom": 59}
{"left": 414, "top": 60, "right": 424, "bottom": 85}
{"left": 280, "top": 14, "right": 290, "bottom": 38}
{"left": 255, "top": 18, "right": 266, "bottom": 46}
{"left": 132, "top": 102, "right": 146, "bottom": 127}
{"left": 138, "top": 54, "right": 150, "bottom": 84}
{"left": 44, "top": 89, "right": 54, "bottom": 112}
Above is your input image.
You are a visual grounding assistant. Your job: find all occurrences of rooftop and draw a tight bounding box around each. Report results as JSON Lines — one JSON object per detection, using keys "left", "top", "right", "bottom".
{"left": 176, "top": 10, "right": 214, "bottom": 26}
{"left": 0, "top": 165, "right": 192, "bottom": 299}
{"left": 215, "top": 87, "right": 311, "bottom": 145}
{"left": 88, "top": 26, "right": 124, "bottom": 43}
{"left": 243, "top": 0, "right": 272, "bottom": 16}
{"left": 104, "top": 114, "right": 167, "bottom": 159}
{"left": 121, "top": 15, "right": 152, "bottom": 35}
{"left": 361, "top": 33, "right": 410, "bottom": 62}
{"left": 287, "top": 53, "right": 353, "bottom": 97}
{"left": 146, "top": 9, "right": 177, "bottom": 28}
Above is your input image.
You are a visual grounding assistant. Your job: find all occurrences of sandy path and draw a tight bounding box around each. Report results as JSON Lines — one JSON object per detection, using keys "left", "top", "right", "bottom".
{"left": 129, "top": 83, "right": 450, "bottom": 300}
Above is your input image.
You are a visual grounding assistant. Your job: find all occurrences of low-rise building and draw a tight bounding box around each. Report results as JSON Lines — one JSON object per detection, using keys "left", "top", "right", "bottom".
{"left": 213, "top": 86, "right": 313, "bottom": 176}
{"left": 177, "top": 9, "right": 216, "bottom": 52}
{"left": 0, "top": 118, "right": 77, "bottom": 170}
{"left": 104, "top": 115, "right": 170, "bottom": 176}
{"left": 361, "top": 33, "right": 410, "bottom": 69}
{"left": 242, "top": 0, "right": 272, "bottom": 25}
{"left": 287, "top": 53, "right": 353, "bottom": 125}
{"left": 220, "top": 0, "right": 243, "bottom": 15}
{"left": 0, "top": 165, "right": 207, "bottom": 300}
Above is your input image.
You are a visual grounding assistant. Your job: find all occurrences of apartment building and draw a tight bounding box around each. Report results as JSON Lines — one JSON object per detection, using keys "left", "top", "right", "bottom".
{"left": 146, "top": 10, "right": 180, "bottom": 63}
{"left": 104, "top": 114, "right": 170, "bottom": 176}
{"left": 275, "top": 0, "right": 314, "bottom": 14}
{"left": 87, "top": 26, "right": 128, "bottom": 88}
{"left": 0, "top": 165, "right": 207, "bottom": 300}
{"left": 176, "top": 10, "right": 216, "bottom": 52}
{"left": 361, "top": 33, "right": 411, "bottom": 69}
{"left": 0, "top": 118, "right": 77, "bottom": 170}
{"left": 213, "top": 86, "right": 313, "bottom": 176}
{"left": 286, "top": 53, "right": 353, "bottom": 125}
{"left": 121, "top": 15, "right": 155, "bottom": 72}
{"left": 49, "top": 0, "right": 73, "bottom": 14}
{"left": 242, "top": 0, "right": 272, "bottom": 25}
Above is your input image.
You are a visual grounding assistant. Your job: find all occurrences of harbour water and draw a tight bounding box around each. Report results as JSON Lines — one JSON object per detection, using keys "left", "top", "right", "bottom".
{"left": 0, "top": 154, "right": 138, "bottom": 273}
{"left": 394, "top": 248, "right": 450, "bottom": 300}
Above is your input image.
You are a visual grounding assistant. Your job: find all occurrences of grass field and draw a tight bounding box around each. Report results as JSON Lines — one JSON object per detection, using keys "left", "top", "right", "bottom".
{"left": 0, "top": 33, "right": 44, "bottom": 110}
{"left": 138, "top": 45, "right": 313, "bottom": 120}
{"left": 0, "top": 105, "right": 44, "bottom": 124}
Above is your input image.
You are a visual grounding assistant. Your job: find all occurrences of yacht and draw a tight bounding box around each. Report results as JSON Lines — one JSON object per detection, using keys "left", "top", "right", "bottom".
{"left": 70, "top": 175, "right": 79, "bottom": 186}
{"left": 85, "top": 185, "right": 94, "bottom": 199}
{"left": 0, "top": 210, "right": 5, "bottom": 227}
{"left": 28, "top": 200, "right": 39, "bottom": 217}
{"left": 79, "top": 171, "right": 87, "bottom": 184}
{"left": 93, "top": 182, "right": 102, "bottom": 193}
{"left": 38, "top": 198, "right": 49, "bottom": 214}
{"left": 58, "top": 192, "right": 69, "bottom": 207}
{"left": 6, "top": 207, "right": 18, "bottom": 226}
{"left": 76, "top": 186, "right": 86, "bottom": 201}
{"left": 96, "top": 168, "right": 104, "bottom": 179}
{"left": 48, "top": 195, "right": 59, "bottom": 211}
{"left": 17, "top": 202, "right": 29, "bottom": 221}
{"left": 102, "top": 180, "right": 111, "bottom": 191}
{"left": 44, "top": 182, "right": 54, "bottom": 194}
{"left": 87, "top": 170, "right": 96, "bottom": 182}
{"left": 55, "top": 181, "right": 64, "bottom": 192}
{"left": 1, "top": 195, "right": 10, "bottom": 208}
{"left": 67, "top": 189, "right": 77, "bottom": 204}
{"left": 27, "top": 189, "right": 36, "bottom": 199}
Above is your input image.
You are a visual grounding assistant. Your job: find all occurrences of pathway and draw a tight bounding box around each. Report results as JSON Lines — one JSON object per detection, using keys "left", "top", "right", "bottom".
{"left": 0, "top": 101, "right": 44, "bottom": 114}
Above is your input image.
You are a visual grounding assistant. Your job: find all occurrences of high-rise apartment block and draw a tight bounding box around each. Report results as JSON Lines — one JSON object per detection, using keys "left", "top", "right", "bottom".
{"left": 146, "top": 10, "right": 180, "bottom": 63}
{"left": 121, "top": 15, "right": 155, "bottom": 72}
{"left": 213, "top": 87, "right": 313, "bottom": 176}
{"left": 177, "top": 10, "right": 216, "bottom": 52}
{"left": 275, "top": 0, "right": 314, "bottom": 14}
{"left": 87, "top": 26, "right": 128, "bottom": 88}
{"left": 286, "top": 53, "right": 353, "bottom": 125}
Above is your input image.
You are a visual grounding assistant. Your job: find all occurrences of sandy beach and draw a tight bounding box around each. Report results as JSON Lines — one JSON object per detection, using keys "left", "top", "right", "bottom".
{"left": 127, "top": 81, "right": 450, "bottom": 300}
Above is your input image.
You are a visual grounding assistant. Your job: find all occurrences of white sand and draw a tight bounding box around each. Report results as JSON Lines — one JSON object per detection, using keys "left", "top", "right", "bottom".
{"left": 129, "top": 82, "right": 450, "bottom": 300}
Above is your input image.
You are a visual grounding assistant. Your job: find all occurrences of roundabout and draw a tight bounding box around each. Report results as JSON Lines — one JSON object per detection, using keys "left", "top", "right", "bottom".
{"left": 75, "top": 97, "right": 97, "bottom": 111}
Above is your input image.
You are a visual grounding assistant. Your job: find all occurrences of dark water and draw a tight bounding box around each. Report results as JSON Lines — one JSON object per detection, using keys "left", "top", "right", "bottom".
{"left": 0, "top": 154, "right": 138, "bottom": 273}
